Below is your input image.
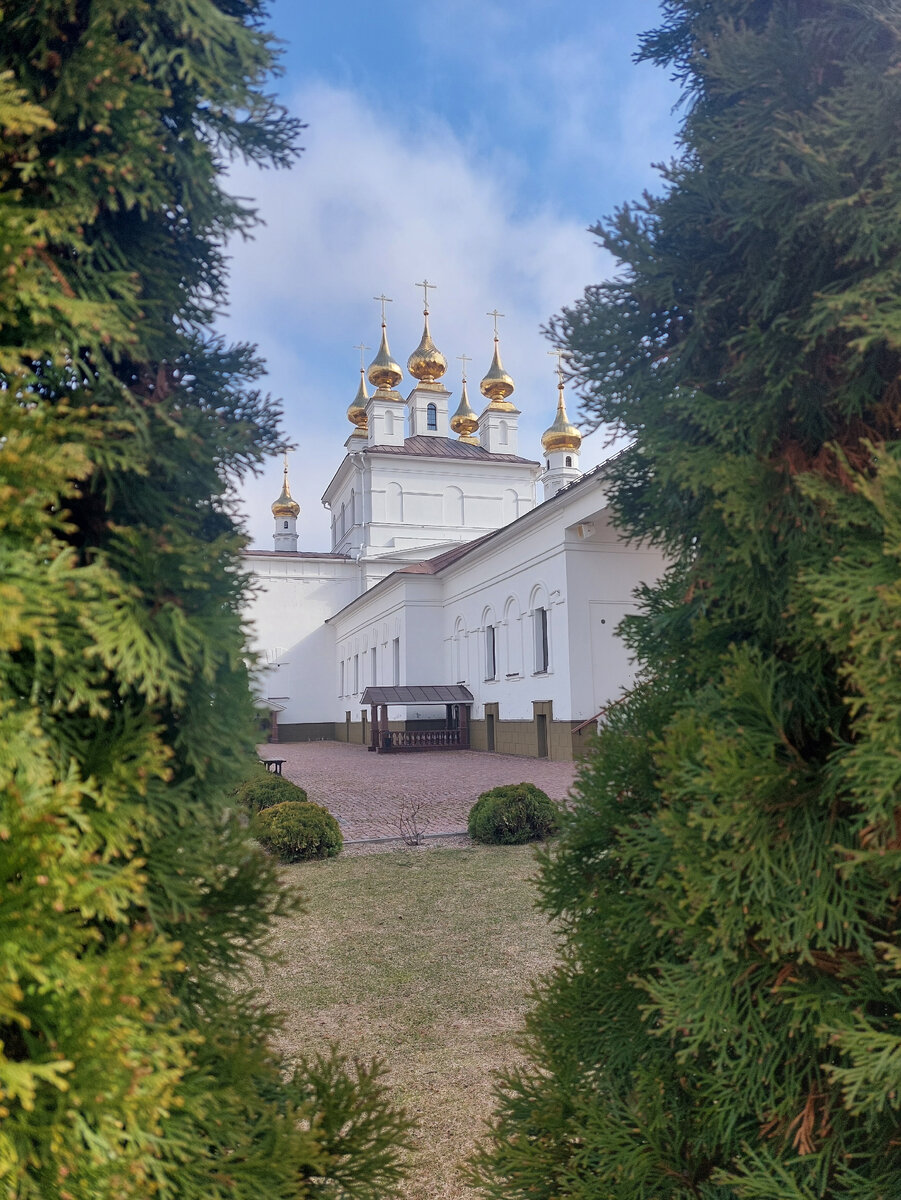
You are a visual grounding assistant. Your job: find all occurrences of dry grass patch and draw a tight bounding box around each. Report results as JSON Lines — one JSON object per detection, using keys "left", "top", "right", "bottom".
{"left": 252, "top": 843, "right": 557, "bottom": 1199}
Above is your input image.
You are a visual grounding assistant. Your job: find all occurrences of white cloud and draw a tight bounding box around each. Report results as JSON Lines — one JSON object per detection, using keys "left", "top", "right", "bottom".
{"left": 220, "top": 82, "right": 618, "bottom": 549}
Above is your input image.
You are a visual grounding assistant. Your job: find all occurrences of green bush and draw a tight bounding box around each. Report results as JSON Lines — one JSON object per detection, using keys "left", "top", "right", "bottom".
{"left": 235, "top": 771, "right": 308, "bottom": 813}
{"left": 467, "top": 783, "right": 560, "bottom": 845}
{"left": 252, "top": 801, "right": 343, "bottom": 861}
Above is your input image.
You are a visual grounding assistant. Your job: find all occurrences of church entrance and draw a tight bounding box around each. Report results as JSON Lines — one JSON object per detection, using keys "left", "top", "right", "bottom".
{"left": 536, "top": 713, "right": 548, "bottom": 758}
{"left": 361, "top": 685, "right": 474, "bottom": 753}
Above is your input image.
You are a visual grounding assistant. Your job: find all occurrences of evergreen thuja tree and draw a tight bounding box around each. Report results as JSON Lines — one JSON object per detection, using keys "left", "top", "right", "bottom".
{"left": 473, "top": 2, "right": 901, "bottom": 1197}
{"left": 0, "top": 4, "right": 410, "bottom": 1197}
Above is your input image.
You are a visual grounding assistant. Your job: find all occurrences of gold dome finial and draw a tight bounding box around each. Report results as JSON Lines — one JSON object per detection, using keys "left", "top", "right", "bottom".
{"left": 407, "top": 280, "right": 447, "bottom": 382}
{"left": 367, "top": 294, "right": 403, "bottom": 391}
{"left": 271, "top": 453, "right": 301, "bottom": 518}
{"left": 479, "top": 309, "right": 515, "bottom": 410}
{"left": 347, "top": 342, "right": 370, "bottom": 433}
{"left": 541, "top": 351, "right": 581, "bottom": 454}
{"left": 450, "top": 352, "right": 479, "bottom": 444}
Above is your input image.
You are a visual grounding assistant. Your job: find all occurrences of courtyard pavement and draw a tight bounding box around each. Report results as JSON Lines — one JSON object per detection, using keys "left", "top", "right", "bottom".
{"left": 257, "top": 740, "right": 579, "bottom": 843}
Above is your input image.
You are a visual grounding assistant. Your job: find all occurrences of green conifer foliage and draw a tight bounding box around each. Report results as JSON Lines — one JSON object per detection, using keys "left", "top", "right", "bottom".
{"left": 473, "top": 2, "right": 901, "bottom": 1196}
{"left": 0, "top": 4, "right": 409, "bottom": 1197}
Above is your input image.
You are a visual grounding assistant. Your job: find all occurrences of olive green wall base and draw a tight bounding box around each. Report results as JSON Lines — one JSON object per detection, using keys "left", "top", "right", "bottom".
{"left": 272, "top": 722, "right": 335, "bottom": 743}
{"left": 469, "top": 702, "right": 576, "bottom": 762}
{"left": 276, "top": 712, "right": 587, "bottom": 761}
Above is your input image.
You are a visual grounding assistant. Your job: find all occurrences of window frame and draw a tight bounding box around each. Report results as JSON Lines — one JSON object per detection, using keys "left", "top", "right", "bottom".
{"left": 534, "top": 606, "right": 549, "bottom": 674}
{"left": 485, "top": 624, "right": 497, "bottom": 681}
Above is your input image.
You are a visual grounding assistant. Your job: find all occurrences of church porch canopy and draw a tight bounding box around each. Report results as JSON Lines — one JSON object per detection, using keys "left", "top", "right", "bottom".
{"left": 360, "top": 685, "right": 473, "bottom": 706}
{"left": 360, "top": 685, "right": 473, "bottom": 753}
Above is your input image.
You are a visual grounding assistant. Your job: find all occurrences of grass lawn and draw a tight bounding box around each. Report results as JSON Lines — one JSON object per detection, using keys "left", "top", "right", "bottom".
{"left": 252, "top": 843, "right": 558, "bottom": 1199}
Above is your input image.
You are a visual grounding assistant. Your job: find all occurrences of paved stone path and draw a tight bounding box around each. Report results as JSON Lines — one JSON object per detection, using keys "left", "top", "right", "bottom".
{"left": 258, "top": 741, "right": 578, "bottom": 843}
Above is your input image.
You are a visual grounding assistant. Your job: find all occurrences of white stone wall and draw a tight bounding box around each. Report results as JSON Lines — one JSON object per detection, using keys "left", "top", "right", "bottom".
{"left": 330, "top": 574, "right": 446, "bottom": 722}
{"left": 243, "top": 553, "right": 359, "bottom": 725}
{"left": 561, "top": 514, "right": 667, "bottom": 719}
{"left": 439, "top": 508, "right": 572, "bottom": 721}
{"left": 324, "top": 447, "right": 540, "bottom": 558}
{"left": 245, "top": 461, "right": 668, "bottom": 739}
{"left": 438, "top": 475, "right": 667, "bottom": 722}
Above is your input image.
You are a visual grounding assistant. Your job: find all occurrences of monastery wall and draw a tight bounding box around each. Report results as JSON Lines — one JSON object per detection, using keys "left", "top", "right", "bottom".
{"left": 562, "top": 514, "right": 669, "bottom": 721}
{"left": 243, "top": 553, "right": 358, "bottom": 737}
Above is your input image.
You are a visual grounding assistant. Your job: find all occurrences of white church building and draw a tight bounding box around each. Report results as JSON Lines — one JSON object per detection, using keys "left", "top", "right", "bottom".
{"left": 243, "top": 298, "right": 666, "bottom": 760}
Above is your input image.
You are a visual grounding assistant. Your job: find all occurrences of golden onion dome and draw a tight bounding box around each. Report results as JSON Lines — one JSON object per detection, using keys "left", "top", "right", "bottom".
{"left": 367, "top": 321, "right": 403, "bottom": 391}
{"left": 407, "top": 310, "right": 447, "bottom": 382}
{"left": 347, "top": 368, "right": 369, "bottom": 430}
{"left": 541, "top": 380, "right": 581, "bottom": 454}
{"left": 479, "top": 336, "right": 516, "bottom": 410}
{"left": 271, "top": 459, "right": 300, "bottom": 518}
{"left": 450, "top": 377, "right": 479, "bottom": 444}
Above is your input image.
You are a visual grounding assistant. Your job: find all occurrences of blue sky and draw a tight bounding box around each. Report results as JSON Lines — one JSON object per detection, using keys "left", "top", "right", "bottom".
{"left": 222, "top": 0, "right": 684, "bottom": 547}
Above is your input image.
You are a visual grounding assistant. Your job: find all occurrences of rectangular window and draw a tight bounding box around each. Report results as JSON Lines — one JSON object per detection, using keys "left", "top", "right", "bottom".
{"left": 486, "top": 625, "right": 496, "bottom": 680}
{"left": 370, "top": 646, "right": 377, "bottom": 686}
{"left": 392, "top": 638, "right": 400, "bottom": 686}
{"left": 354, "top": 653, "right": 359, "bottom": 695}
{"left": 534, "top": 607, "right": 549, "bottom": 673}
{"left": 339, "top": 660, "right": 344, "bottom": 697}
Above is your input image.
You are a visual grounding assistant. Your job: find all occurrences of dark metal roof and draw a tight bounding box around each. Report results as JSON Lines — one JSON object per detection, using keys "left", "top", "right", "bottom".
{"left": 363, "top": 435, "right": 537, "bottom": 466}
{"left": 360, "top": 685, "right": 474, "bottom": 705}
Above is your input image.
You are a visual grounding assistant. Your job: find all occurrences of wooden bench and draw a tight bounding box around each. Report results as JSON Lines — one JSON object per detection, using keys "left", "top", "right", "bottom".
{"left": 258, "top": 758, "right": 286, "bottom": 775}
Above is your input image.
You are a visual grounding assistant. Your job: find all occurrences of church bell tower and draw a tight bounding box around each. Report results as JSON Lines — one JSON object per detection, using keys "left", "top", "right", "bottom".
{"left": 271, "top": 455, "right": 300, "bottom": 551}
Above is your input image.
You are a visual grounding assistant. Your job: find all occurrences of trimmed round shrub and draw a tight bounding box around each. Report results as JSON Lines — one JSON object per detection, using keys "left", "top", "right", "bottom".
{"left": 235, "top": 772, "right": 308, "bottom": 814}
{"left": 467, "top": 783, "right": 560, "bottom": 845}
{"left": 251, "top": 801, "right": 343, "bottom": 862}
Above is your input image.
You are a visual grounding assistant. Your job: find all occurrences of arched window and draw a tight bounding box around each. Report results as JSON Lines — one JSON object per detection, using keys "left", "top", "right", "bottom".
{"left": 453, "top": 617, "right": 466, "bottom": 683}
{"left": 530, "top": 583, "right": 551, "bottom": 673}
{"left": 349, "top": 487, "right": 355, "bottom": 525}
{"left": 504, "top": 596, "right": 522, "bottom": 676}
{"left": 340, "top": 502, "right": 346, "bottom": 536}
{"left": 482, "top": 607, "right": 498, "bottom": 681}
{"left": 386, "top": 481, "right": 403, "bottom": 523}
{"left": 502, "top": 489, "right": 517, "bottom": 525}
{"left": 283, "top": 520, "right": 288, "bottom": 529}
{"left": 385, "top": 409, "right": 395, "bottom": 435}
{"left": 443, "top": 485, "right": 464, "bottom": 526}
{"left": 565, "top": 456, "right": 572, "bottom": 467}
{"left": 499, "top": 420, "right": 508, "bottom": 446}
{"left": 427, "top": 403, "right": 437, "bottom": 430}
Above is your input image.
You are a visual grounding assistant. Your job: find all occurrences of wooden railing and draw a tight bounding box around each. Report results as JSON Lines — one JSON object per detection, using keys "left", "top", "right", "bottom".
{"left": 380, "top": 728, "right": 469, "bottom": 753}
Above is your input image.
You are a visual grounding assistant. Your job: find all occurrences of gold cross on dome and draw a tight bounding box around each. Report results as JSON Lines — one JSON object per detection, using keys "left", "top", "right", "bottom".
{"left": 373, "top": 294, "right": 393, "bottom": 324}
{"left": 353, "top": 342, "right": 370, "bottom": 369}
{"left": 415, "top": 279, "right": 437, "bottom": 312}
{"left": 487, "top": 309, "right": 505, "bottom": 337}
{"left": 456, "top": 351, "right": 471, "bottom": 381}
{"left": 548, "top": 347, "right": 567, "bottom": 384}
